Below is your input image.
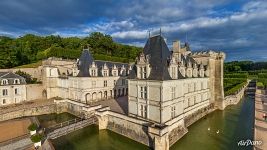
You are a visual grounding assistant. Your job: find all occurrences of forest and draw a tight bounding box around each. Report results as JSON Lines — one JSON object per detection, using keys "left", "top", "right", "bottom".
{"left": 0, "top": 32, "right": 142, "bottom": 69}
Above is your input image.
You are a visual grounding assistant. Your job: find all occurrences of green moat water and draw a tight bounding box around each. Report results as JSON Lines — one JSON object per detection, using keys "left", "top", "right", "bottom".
{"left": 50, "top": 96, "right": 254, "bottom": 150}
{"left": 37, "top": 112, "right": 77, "bottom": 128}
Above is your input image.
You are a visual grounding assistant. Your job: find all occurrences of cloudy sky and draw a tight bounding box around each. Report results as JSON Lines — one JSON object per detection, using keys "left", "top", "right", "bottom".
{"left": 0, "top": 0, "right": 266, "bottom": 61}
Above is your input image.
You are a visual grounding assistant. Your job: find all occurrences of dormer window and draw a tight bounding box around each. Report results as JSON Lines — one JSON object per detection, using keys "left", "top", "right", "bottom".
{"left": 140, "top": 67, "right": 147, "bottom": 79}
{"left": 113, "top": 71, "right": 117, "bottom": 76}
{"left": 91, "top": 69, "right": 97, "bottom": 76}
{"left": 14, "top": 79, "right": 20, "bottom": 84}
{"left": 103, "top": 70, "right": 108, "bottom": 76}
{"left": 1, "top": 79, "right": 8, "bottom": 85}
{"left": 121, "top": 70, "right": 126, "bottom": 76}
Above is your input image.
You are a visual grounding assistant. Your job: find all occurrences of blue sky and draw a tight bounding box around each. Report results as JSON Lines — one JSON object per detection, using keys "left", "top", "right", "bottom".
{"left": 0, "top": 0, "right": 266, "bottom": 61}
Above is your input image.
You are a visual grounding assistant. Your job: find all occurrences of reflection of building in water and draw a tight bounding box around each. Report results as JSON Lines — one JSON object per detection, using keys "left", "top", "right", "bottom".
{"left": 128, "top": 34, "right": 225, "bottom": 124}
{"left": 44, "top": 47, "right": 130, "bottom": 104}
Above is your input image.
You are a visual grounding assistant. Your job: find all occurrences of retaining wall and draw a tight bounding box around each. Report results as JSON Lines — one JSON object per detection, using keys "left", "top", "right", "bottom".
{"left": 223, "top": 81, "right": 250, "bottom": 109}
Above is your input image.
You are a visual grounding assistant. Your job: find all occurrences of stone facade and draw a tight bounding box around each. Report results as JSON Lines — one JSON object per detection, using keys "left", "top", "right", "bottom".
{"left": 43, "top": 48, "right": 130, "bottom": 104}
{"left": 128, "top": 35, "right": 224, "bottom": 126}
{"left": 0, "top": 72, "right": 27, "bottom": 106}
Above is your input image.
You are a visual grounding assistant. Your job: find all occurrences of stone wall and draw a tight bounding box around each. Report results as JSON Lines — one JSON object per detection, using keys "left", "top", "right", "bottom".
{"left": 0, "top": 67, "right": 43, "bottom": 81}
{"left": 0, "top": 103, "right": 58, "bottom": 122}
{"left": 0, "top": 99, "right": 85, "bottom": 122}
{"left": 96, "top": 108, "right": 152, "bottom": 146}
{"left": 184, "top": 104, "right": 214, "bottom": 127}
{"left": 223, "top": 81, "right": 249, "bottom": 109}
{"left": 26, "top": 84, "right": 46, "bottom": 100}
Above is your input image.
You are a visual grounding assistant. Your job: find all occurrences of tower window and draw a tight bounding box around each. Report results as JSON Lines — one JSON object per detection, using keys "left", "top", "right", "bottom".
{"left": 140, "top": 86, "right": 148, "bottom": 99}
{"left": 140, "top": 104, "right": 147, "bottom": 118}
{"left": 140, "top": 67, "right": 147, "bottom": 79}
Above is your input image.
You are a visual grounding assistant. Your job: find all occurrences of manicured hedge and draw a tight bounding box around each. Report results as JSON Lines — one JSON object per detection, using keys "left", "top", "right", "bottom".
{"left": 224, "top": 74, "right": 248, "bottom": 78}
{"left": 224, "top": 81, "right": 247, "bottom": 96}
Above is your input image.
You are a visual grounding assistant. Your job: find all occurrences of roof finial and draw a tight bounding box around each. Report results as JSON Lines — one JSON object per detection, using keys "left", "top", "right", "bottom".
{"left": 160, "top": 28, "right": 162, "bottom": 36}
{"left": 148, "top": 30, "right": 151, "bottom": 38}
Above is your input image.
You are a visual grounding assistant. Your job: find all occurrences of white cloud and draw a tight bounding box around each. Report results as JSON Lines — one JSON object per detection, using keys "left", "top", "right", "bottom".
{"left": 111, "top": 30, "right": 148, "bottom": 39}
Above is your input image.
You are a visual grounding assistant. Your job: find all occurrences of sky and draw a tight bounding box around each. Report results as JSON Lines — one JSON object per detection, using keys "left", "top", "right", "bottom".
{"left": 0, "top": 0, "right": 266, "bottom": 61}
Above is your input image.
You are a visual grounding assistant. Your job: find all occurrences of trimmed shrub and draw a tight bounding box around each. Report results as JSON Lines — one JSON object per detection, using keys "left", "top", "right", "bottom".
{"left": 31, "top": 134, "right": 43, "bottom": 143}
{"left": 28, "top": 123, "right": 38, "bottom": 131}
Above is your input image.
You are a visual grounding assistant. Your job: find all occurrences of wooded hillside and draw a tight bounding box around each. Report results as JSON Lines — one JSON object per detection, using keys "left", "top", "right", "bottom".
{"left": 0, "top": 32, "right": 142, "bottom": 68}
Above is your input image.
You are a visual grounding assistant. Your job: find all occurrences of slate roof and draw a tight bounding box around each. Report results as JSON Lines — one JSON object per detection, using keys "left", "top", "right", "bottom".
{"left": 77, "top": 49, "right": 94, "bottom": 77}
{"left": 143, "top": 35, "right": 172, "bottom": 80}
{"left": 0, "top": 72, "right": 26, "bottom": 85}
{"left": 77, "top": 48, "right": 129, "bottom": 77}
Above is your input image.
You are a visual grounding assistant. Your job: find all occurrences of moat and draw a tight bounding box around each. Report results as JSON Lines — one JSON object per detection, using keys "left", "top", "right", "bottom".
{"left": 47, "top": 96, "right": 254, "bottom": 150}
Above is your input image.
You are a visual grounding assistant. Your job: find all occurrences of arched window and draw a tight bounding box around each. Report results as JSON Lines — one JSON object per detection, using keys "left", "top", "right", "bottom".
{"left": 14, "top": 79, "right": 20, "bottom": 84}
{"left": 1, "top": 79, "right": 8, "bottom": 85}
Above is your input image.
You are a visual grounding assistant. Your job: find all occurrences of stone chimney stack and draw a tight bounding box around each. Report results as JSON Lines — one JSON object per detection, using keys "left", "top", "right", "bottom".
{"left": 173, "top": 40, "right": 180, "bottom": 53}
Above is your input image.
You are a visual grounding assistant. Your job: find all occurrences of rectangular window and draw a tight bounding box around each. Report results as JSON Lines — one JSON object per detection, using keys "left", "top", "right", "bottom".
{"left": 92, "top": 81, "right": 96, "bottom": 88}
{"left": 140, "top": 67, "right": 147, "bottom": 79}
{"left": 140, "top": 104, "right": 147, "bottom": 118}
{"left": 140, "top": 86, "right": 148, "bottom": 99}
{"left": 92, "top": 70, "right": 96, "bottom": 76}
{"left": 171, "top": 87, "right": 175, "bottom": 99}
{"left": 122, "top": 79, "right": 125, "bottom": 85}
{"left": 2, "top": 99, "right": 6, "bottom": 104}
{"left": 144, "top": 86, "right": 147, "bottom": 99}
{"left": 113, "top": 71, "right": 117, "bottom": 76}
{"left": 171, "top": 106, "right": 176, "bottom": 119}
{"left": 104, "top": 80, "right": 107, "bottom": 87}
{"left": 140, "top": 87, "right": 143, "bottom": 98}
{"left": 114, "top": 80, "right": 116, "bottom": 86}
{"left": 2, "top": 89, "right": 8, "bottom": 96}
{"left": 143, "top": 67, "right": 147, "bottom": 79}
{"left": 201, "top": 82, "right": 204, "bottom": 90}
{"left": 103, "top": 71, "right": 108, "bottom": 76}
{"left": 15, "top": 88, "right": 18, "bottom": 95}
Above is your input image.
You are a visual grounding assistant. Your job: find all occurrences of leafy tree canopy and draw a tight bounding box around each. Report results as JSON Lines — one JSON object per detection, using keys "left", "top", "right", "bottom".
{"left": 0, "top": 32, "right": 142, "bottom": 69}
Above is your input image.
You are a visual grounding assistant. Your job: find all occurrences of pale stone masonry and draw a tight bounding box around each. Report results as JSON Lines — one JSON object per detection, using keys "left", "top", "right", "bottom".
{"left": 128, "top": 35, "right": 225, "bottom": 124}
{"left": 43, "top": 46, "right": 130, "bottom": 103}
{"left": 0, "top": 33, "right": 226, "bottom": 150}
{"left": 0, "top": 72, "right": 26, "bottom": 106}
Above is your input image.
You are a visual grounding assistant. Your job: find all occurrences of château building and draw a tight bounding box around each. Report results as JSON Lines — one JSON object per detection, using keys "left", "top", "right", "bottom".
{"left": 0, "top": 72, "right": 26, "bottom": 105}
{"left": 127, "top": 34, "right": 225, "bottom": 125}
{"left": 44, "top": 46, "right": 130, "bottom": 103}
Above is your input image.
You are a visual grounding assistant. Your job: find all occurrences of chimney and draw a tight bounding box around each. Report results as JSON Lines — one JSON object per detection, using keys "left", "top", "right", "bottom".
{"left": 173, "top": 40, "right": 180, "bottom": 52}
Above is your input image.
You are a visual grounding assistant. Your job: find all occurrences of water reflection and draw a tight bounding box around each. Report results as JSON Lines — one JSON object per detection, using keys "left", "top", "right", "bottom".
{"left": 51, "top": 96, "right": 254, "bottom": 150}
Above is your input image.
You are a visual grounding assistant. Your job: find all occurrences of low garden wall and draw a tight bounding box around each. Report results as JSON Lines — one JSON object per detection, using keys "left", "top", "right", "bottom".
{"left": 223, "top": 81, "right": 250, "bottom": 109}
